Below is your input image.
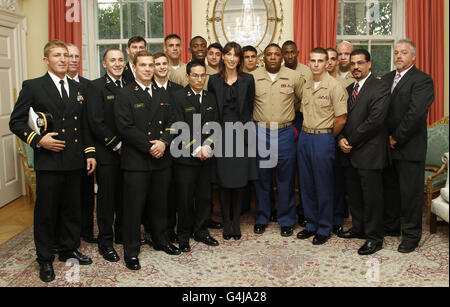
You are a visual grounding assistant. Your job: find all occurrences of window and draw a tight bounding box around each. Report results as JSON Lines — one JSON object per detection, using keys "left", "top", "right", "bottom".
{"left": 337, "top": 0, "right": 405, "bottom": 77}
{"left": 85, "top": 0, "right": 164, "bottom": 78}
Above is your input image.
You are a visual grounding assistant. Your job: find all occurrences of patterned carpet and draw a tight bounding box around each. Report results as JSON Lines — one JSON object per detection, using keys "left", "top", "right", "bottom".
{"left": 0, "top": 212, "right": 448, "bottom": 287}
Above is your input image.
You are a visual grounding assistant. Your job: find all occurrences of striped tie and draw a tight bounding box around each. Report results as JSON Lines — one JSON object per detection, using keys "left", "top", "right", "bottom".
{"left": 350, "top": 82, "right": 359, "bottom": 107}
{"left": 391, "top": 72, "right": 402, "bottom": 93}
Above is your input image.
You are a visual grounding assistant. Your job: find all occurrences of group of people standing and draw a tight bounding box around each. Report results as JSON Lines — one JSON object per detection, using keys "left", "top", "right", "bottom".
{"left": 9, "top": 32, "right": 434, "bottom": 283}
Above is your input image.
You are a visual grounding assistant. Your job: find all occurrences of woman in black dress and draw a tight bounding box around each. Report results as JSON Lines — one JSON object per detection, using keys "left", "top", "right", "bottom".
{"left": 208, "top": 42, "right": 258, "bottom": 240}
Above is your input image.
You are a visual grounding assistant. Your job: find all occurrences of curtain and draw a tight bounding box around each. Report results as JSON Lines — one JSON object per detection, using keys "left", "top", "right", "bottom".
{"left": 164, "top": 0, "right": 192, "bottom": 64}
{"left": 293, "top": 0, "right": 339, "bottom": 65}
{"left": 48, "top": 0, "right": 83, "bottom": 75}
{"left": 406, "top": 0, "right": 444, "bottom": 124}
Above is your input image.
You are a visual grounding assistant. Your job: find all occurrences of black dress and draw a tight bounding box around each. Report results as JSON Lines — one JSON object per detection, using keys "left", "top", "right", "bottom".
{"left": 214, "top": 80, "right": 258, "bottom": 189}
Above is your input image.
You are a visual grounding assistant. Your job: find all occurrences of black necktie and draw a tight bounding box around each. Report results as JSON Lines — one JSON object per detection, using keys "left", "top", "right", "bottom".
{"left": 60, "top": 80, "right": 69, "bottom": 104}
{"left": 116, "top": 80, "right": 122, "bottom": 88}
{"left": 145, "top": 87, "right": 152, "bottom": 98}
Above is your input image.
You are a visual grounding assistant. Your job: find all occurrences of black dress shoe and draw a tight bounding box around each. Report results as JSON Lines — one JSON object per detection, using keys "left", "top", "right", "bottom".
{"left": 207, "top": 219, "right": 224, "bottom": 229}
{"left": 99, "top": 246, "right": 120, "bottom": 262}
{"left": 332, "top": 225, "right": 344, "bottom": 236}
{"left": 59, "top": 251, "right": 93, "bottom": 265}
{"left": 39, "top": 263, "right": 55, "bottom": 283}
{"left": 312, "top": 234, "right": 330, "bottom": 245}
{"left": 398, "top": 242, "right": 418, "bottom": 253}
{"left": 124, "top": 257, "right": 141, "bottom": 270}
{"left": 281, "top": 226, "right": 294, "bottom": 237}
{"left": 254, "top": 224, "right": 267, "bottom": 234}
{"left": 297, "top": 229, "right": 316, "bottom": 240}
{"left": 337, "top": 229, "right": 366, "bottom": 239}
{"left": 223, "top": 234, "right": 232, "bottom": 240}
{"left": 179, "top": 242, "right": 191, "bottom": 253}
{"left": 154, "top": 243, "right": 181, "bottom": 255}
{"left": 168, "top": 232, "right": 179, "bottom": 244}
{"left": 358, "top": 241, "right": 383, "bottom": 255}
{"left": 384, "top": 230, "right": 401, "bottom": 237}
{"left": 232, "top": 234, "right": 242, "bottom": 240}
{"left": 194, "top": 235, "right": 219, "bottom": 247}
{"left": 298, "top": 215, "right": 307, "bottom": 227}
{"left": 81, "top": 235, "right": 98, "bottom": 244}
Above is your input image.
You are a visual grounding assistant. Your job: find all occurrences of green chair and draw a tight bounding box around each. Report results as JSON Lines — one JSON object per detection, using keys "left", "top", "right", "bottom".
{"left": 424, "top": 116, "right": 449, "bottom": 220}
{"left": 17, "top": 136, "right": 36, "bottom": 205}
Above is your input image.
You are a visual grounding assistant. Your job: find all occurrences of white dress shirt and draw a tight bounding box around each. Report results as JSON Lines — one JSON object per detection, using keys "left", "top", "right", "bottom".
{"left": 48, "top": 71, "right": 70, "bottom": 98}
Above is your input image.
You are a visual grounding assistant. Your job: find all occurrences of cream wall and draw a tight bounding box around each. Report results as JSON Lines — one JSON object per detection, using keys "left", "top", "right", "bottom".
{"left": 191, "top": 0, "right": 294, "bottom": 47}
{"left": 17, "top": 0, "right": 48, "bottom": 79}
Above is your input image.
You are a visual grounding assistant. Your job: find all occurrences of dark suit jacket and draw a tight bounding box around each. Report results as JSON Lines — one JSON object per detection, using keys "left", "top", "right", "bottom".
{"left": 114, "top": 82, "right": 175, "bottom": 171}
{"left": 207, "top": 73, "right": 255, "bottom": 123}
{"left": 86, "top": 75, "right": 123, "bottom": 165}
{"left": 122, "top": 62, "right": 135, "bottom": 85}
{"left": 9, "top": 73, "right": 95, "bottom": 171}
{"left": 381, "top": 66, "right": 434, "bottom": 162}
{"left": 172, "top": 86, "right": 219, "bottom": 166}
{"left": 338, "top": 74, "right": 391, "bottom": 170}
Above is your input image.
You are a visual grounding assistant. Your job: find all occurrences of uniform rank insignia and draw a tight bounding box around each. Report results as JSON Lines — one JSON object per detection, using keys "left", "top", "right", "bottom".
{"left": 134, "top": 86, "right": 139, "bottom": 92}
{"left": 185, "top": 107, "right": 196, "bottom": 112}
{"left": 187, "top": 92, "right": 192, "bottom": 97}
{"left": 134, "top": 103, "right": 145, "bottom": 109}
{"left": 77, "top": 92, "right": 85, "bottom": 104}
{"left": 319, "top": 96, "right": 330, "bottom": 100}
{"left": 106, "top": 78, "right": 111, "bottom": 84}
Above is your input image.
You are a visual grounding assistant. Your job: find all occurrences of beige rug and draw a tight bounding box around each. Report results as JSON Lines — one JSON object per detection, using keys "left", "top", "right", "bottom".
{"left": 0, "top": 213, "right": 448, "bottom": 287}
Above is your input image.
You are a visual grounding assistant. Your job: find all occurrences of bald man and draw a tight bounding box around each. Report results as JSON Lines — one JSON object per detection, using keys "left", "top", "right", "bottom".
{"left": 337, "top": 41, "right": 356, "bottom": 88}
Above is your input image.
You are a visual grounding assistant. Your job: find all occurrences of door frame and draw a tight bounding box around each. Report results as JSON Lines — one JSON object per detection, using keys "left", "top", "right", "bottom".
{"left": 0, "top": 6, "right": 28, "bottom": 202}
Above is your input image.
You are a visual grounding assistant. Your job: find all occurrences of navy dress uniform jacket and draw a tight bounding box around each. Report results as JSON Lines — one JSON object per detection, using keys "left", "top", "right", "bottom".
{"left": 114, "top": 82, "right": 175, "bottom": 171}
{"left": 9, "top": 73, "right": 95, "bottom": 171}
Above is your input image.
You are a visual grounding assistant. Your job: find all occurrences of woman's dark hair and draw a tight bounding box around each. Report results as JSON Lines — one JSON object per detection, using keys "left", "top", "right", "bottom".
{"left": 219, "top": 42, "right": 244, "bottom": 81}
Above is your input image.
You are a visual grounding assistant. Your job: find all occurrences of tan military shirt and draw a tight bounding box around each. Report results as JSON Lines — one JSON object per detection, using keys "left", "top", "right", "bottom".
{"left": 252, "top": 66, "right": 305, "bottom": 124}
{"left": 301, "top": 73, "right": 348, "bottom": 129}
{"left": 338, "top": 70, "right": 356, "bottom": 88}
{"left": 169, "top": 63, "right": 217, "bottom": 90}
{"left": 294, "top": 62, "right": 312, "bottom": 81}
{"left": 168, "top": 61, "right": 186, "bottom": 82}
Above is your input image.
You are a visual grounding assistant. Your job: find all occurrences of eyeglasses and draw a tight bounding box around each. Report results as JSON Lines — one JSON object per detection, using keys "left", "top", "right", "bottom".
{"left": 190, "top": 74, "right": 207, "bottom": 79}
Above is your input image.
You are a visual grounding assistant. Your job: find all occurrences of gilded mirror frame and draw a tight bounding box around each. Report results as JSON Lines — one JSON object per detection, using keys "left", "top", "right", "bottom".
{"left": 206, "top": 0, "right": 284, "bottom": 57}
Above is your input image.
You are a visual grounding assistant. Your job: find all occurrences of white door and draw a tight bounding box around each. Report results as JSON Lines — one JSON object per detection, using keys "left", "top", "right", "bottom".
{"left": 0, "top": 25, "right": 22, "bottom": 207}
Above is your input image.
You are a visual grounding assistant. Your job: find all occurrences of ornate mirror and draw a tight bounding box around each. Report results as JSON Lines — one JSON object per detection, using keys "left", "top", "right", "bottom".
{"left": 207, "top": 0, "right": 284, "bottom": 56}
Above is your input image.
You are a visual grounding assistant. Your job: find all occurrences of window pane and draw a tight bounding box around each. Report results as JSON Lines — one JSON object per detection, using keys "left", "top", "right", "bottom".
{"left": 344, "top": 3, "right": 368, "bottom": 35}
{"left": 148, "top": 2, "right": 164, "bottom": 38}
{"left": 123, "top": 2, "right": 146, "bottom": 39}
{"left": 98, "top": 3, "right": 120, "bottom": 39}
{"left": 148, "top": 44, "right": 164, "bottom": 54}
{"left": 371, "top": 45, "right": 392, "bottom": 77}
{"left": 369, "top": 2, "right": 392, "bottom": 35}
{"left": 98, "top": 44, "right": 120, "bottom": 77}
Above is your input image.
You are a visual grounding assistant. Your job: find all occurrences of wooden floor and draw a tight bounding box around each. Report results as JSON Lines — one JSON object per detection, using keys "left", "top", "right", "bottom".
{"left": 0, "top": 197, "right": 34, "bottom": 246}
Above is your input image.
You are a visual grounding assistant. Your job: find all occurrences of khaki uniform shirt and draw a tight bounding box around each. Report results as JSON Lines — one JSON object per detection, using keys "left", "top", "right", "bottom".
{"left": 168, "top": 62, "right": 186, "bottom": 82}
{"left": 169, "top": 63, "right": 217, "bottom": 90}
{"left": 331, "top": 74, "right": 351, "bottom": 89}
{"left": 338, "top": 70, "right": 356, "bottom": 88}
{"left": 301, "top": 73, "right": 348, "bottom": 129}
{"left": 251, "top": 66, "right": 305, "bottom": 124}
{"left": 294, "top": 62, "right": 312, "bottom": 81}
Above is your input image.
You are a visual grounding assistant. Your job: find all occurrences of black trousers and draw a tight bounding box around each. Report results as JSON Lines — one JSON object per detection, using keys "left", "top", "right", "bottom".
{"left": 122, "top": 169, "right": 171, "bottom": 258}
{"left": 220, "top": 187, "right": 244, "bottom": 236}
{"left": 80, "top": 171, "right": 95, "bottom": 238}
{"left": 383, "top": 159, "right": 425, "bottom": 244}
{"left": 35, "top": 170, "right": 82, "bottom": 264}
{"left": 175, "top": 163, "right": 212, "bottom": 243}
{"left": 345, "top": 166, "right": 384, "bottom": 244}
{"left": 167, "top": 165, "right": 177, "bottom": 234}
{"left": 96, "top": 164, "right": 123, "bottom": 248}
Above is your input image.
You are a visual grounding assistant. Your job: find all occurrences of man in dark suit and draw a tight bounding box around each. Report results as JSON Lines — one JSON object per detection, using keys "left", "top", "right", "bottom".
{"left": 337, "top": 49, "right": 391, "bottom": 255}
{"left": 122, "top": 36, "right": 147, "bottom": 84}
{"left": 86, "top": 48, "right": 127, "bottom": 262}
{"left": 171, "top": 61, "right": 220, "bottom": 252}
{"left": 152, "top": 52, "right": 183, "bottom": 244}
{"left": 382, "top": 39, "right": 435, "bottom": 253}
{"left": 115, "top": 50, "right": 180, "bottom": 271}
{"left": 66, "top": 43, "right": 97, "bottom": 244}
{"left": 9, "top": 40, "right": 96, "bottom": 282}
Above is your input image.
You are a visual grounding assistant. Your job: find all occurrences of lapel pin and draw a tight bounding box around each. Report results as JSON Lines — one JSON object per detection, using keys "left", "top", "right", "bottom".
{"left": 134, "top": 86, "right": 139, "bottom": 92}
